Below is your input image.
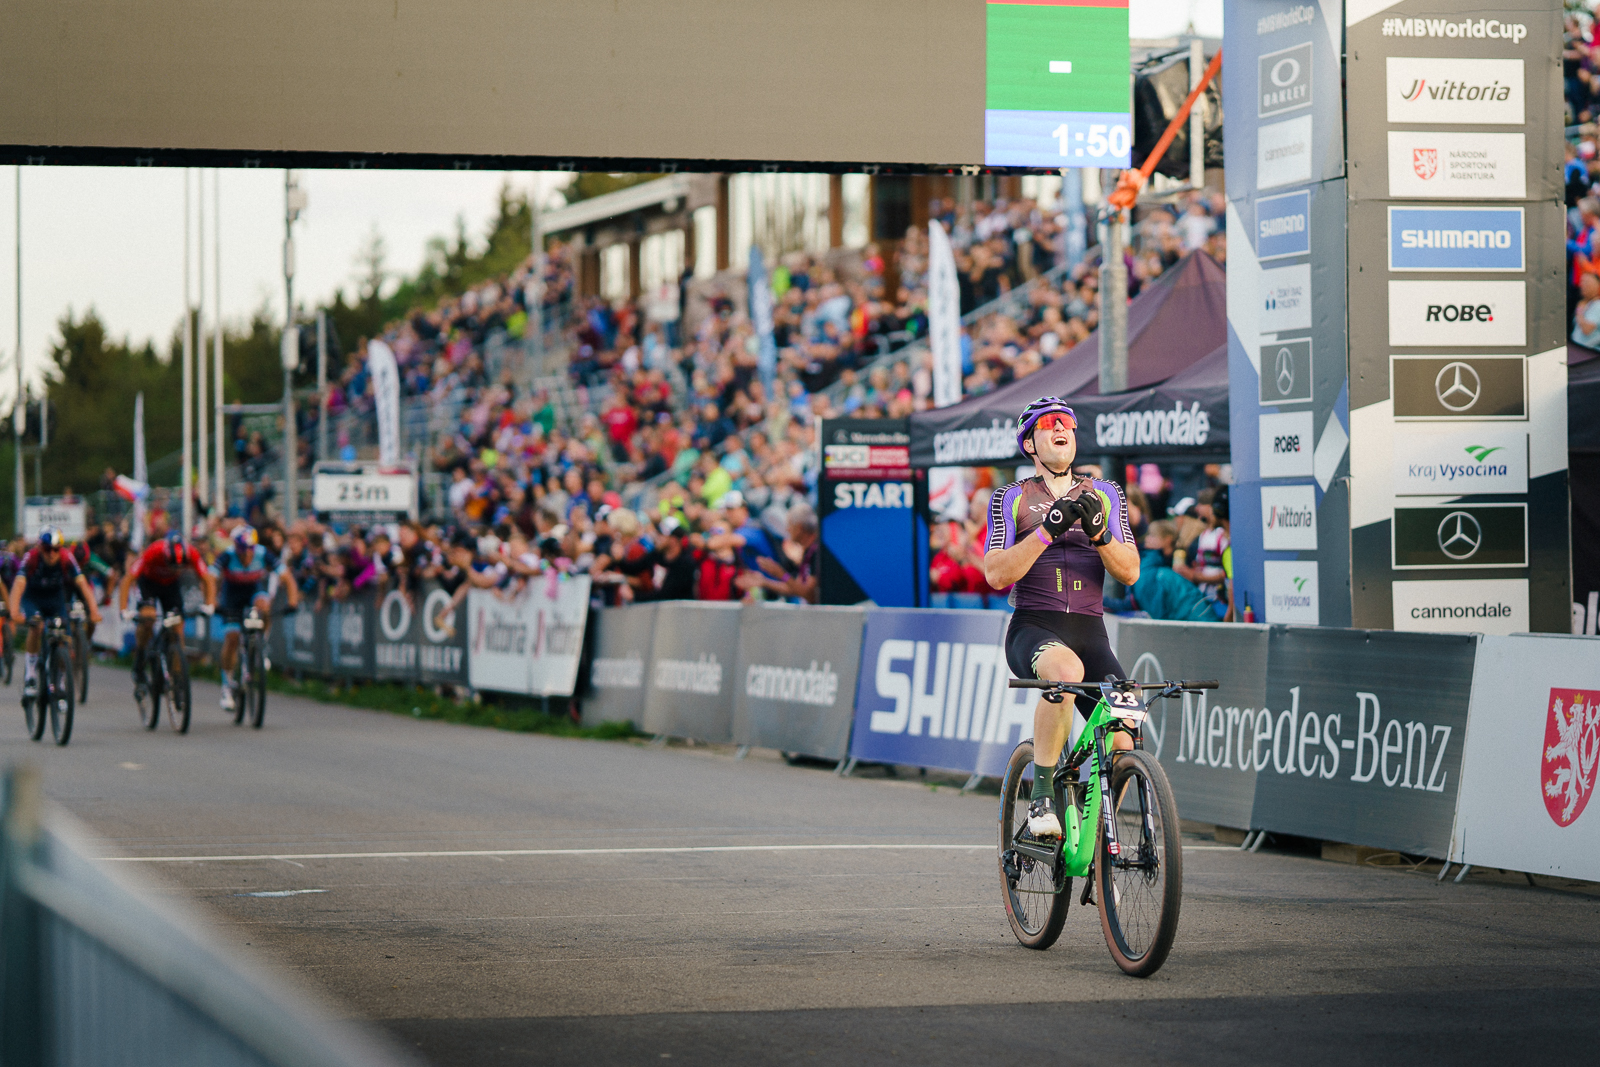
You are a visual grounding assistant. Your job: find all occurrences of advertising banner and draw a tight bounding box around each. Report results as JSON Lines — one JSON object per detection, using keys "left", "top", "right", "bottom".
{"left": 581, "top": 603, "right": 657, "bottom": 728}
{"left": 848, "top": 609, "right": 1036, "bottom": 777}
{"left": 1344, "top": 0, "right": 1569, "bottom": 635}
{"left": 1116, "top": 620, "right": 1268, "bottom": 831}
{"left": 1254, "top": 627, "right": 1477, "bottom": 857}
{"left": 371, "top": 582, "right": 469, "bottom": 687}
{"left": 466, "top": 576, "right": 591, "bottom": 697}
{"left": 732, "top": 603, "right": 865, "bottom": 761}
{"left": 282, "top": 596, "right": 326, "bottom": 674}
{"left": 326, "top": 594, "right": 374, "bottom": 678}
{"left": 1454, "top": 634, "right": 1600, "bottom": 879}
{"left": 641, "top": 601, "right": 743, "bottom": 742}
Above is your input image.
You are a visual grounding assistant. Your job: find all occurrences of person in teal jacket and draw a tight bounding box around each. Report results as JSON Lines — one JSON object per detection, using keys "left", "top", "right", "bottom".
{"left": 1106, "top": 520, "right": 1217, "bottom": 622}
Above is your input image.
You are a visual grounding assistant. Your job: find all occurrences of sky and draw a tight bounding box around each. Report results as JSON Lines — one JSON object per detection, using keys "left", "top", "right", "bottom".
{"left": 0, "top": 0, "right": 1221, "bottom": 406}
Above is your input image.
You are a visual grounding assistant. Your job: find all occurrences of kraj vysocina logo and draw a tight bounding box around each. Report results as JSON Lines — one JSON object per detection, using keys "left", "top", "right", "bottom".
{"left": 1543, "top": 688, "right": 1600, "bottom": 828}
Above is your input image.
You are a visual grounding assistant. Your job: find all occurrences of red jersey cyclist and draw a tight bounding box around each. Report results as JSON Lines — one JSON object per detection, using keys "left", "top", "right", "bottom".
{"left": 982, "top": 397, "right": 1141, "bottom": 840}
{"left": 117, "top": 530, "right": 216, "bottom": 699}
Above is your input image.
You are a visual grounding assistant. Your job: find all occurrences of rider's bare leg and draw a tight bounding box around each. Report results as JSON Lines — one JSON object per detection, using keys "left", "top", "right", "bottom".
{"left": 220, "top": 631, "right": 240, "bottom": 674}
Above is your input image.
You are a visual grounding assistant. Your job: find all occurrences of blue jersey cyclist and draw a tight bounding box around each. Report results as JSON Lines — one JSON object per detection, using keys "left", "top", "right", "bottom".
{"left": 6, "top": 527, "right": 102, "bottom": 701}
{"left": 983, "top": 397, "right": 1141, "bottom": 840}
{"left": 212, "top": 525, "right": 299, "bottom": 712}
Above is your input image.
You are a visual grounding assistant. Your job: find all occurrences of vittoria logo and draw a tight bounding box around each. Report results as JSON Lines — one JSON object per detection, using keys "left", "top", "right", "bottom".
{"left": 1542, "top": 688, "right": 1600, "bottom": 827}
{"left": 1387, "top": 57, "right": 1525, "bottom": 125}
{"left": 1400, "top": 79, "right": 1513, "bottom": 103}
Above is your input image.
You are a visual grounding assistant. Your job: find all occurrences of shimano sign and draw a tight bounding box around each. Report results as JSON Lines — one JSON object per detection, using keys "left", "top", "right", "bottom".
{"left": 1256, "top": 190, "right": 1310, "bottom": 260}
{"left": 1388, "top": 207, "right": 1523, "bottom": 272}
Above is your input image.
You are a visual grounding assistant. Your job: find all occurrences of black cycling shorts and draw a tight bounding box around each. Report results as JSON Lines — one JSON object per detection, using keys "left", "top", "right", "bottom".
{"left": 1004, "top": 610, "right": 1124, "bottom": 720}
{"left": 136, "top": 579, "right": 185, "bottom": 616}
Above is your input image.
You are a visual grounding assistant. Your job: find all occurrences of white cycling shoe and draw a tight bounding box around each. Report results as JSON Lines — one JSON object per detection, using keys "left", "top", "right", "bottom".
{"left": 1026, "top": 796, "right": 1063, "bottom": 839}
{"left": 220, "top": 688, "right": 235, "bottom": 711}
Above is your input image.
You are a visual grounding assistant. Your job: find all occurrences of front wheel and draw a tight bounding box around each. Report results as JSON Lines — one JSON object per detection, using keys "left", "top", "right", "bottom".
{"left": 48, "top": 644, "right": 74, "bottom": 746}
{"left": 247, "top": 637, "right": 267, "bottom": 729}
{"left": 73, "top": 623, "right": 90, "bottom": 703}
{"left": 1096, "top": 749, "right": 1183, "bottom": 977}
{"left": 998, "top": 739, "right": 1070, "bottom": 950}
{"left": 164, "top": 639, "right": 191, "bottom": 734}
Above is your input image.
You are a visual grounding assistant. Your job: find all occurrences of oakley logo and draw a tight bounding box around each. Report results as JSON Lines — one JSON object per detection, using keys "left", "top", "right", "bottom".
{"left": 1436, "top": 511, "right": 1483, "bottom": 560}
{"left": 1274, "top": 347, "right": 1296, "bottom": 396}
{"left": 1434, "top": 362, "right": 1482, "bottom": 411}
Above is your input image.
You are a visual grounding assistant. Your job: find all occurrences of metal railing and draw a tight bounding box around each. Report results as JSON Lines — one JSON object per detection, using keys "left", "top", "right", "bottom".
{"left": 0, "top": 766, "right": 415, "bottom": 1067}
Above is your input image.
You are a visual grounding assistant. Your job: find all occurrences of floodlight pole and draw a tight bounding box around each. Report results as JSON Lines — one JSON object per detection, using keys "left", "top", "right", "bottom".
{"left": 214, "top": 170, "right": 225, "bottom": 516}
{"left": 13, "top": 167, "right": 22, "bottom": 537}
{"left": 1190, "top": 38, "right": 1205, "bottom": 190}
{"left": 182, "top": 168, "right": 194, "bottom": 540}
{"left": 282, "top": 170, "right": 301, "bottom": 525}
{"left": 196, "top": 168, "right": 208, "bottom": 512}
{"left": 1098, "top": 200, "right": 1128, "bottom": 396}
{"left": 316, "top": 309, "right": 327, "bottom": 463}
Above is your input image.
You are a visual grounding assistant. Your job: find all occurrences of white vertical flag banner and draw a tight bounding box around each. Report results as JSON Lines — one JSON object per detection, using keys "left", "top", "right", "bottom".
{"left": 367, "top": 339, "right": 401, "bottom": 466}
{"left": 132, "top": 392, "right": 148, "bottom": 550}
{"left": 928, "top": 220, "right": 962, "bottom": 408}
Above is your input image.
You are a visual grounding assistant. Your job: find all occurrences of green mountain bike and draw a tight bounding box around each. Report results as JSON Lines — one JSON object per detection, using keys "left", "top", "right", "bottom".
{"left": 999, "top": 676, "right": 1214, "bottom": 977}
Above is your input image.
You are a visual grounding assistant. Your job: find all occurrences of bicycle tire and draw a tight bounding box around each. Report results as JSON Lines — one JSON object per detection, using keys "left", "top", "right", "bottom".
{"left": 136, "top": 640, "right": 160, "bottom": 729}
{"left": 49, "top": 641, "right": 74, "bottom": 746}
{"left": 2, "top": 624, "right": 13, "bottom": 686}
{"left": 74, "top": 622, "right": 89, "bottom": 703}
{"left": 248, "top": 636, "right": 266, "bottom": 729}
{"left": 998, "top": 739, "right": 1070, "bottom": 950}
{"left": 24, "top": 669, "right": 44, "bottom": 741}
{"left": 165, "top": 639, "right": 191, "bottom": 734}
{"left": 231, "top": 638, "right": 247, "bottom": 725}
{"left": 1096, "top": 749, "right": 1183, "bottom": 978}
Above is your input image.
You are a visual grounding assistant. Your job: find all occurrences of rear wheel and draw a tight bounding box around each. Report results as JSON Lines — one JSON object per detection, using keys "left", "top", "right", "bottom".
{"left": 998, "top": 739, "right": 1070, "bottom": 950}
{"left": 24, "top": 655, "right": 44, "bottom": 741}
{"left": 2, "top": 623, "right": 13, "bottom": 685}
{"left": 247, "top": 637, "right": 267, "bottom": 729}
{"left": 165, "top": 639, "right": 191, "bottom": 734}
{"left": 48, "top": 643, "right": 74, "bottom": 746}
{"left": 1096, "top": 749, "right": 1183, "bottom": 977}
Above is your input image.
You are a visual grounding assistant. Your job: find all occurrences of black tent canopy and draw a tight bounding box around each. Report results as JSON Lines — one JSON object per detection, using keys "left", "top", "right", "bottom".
{"left": 909, "top": 251, "right": 1229, "bottom": 468}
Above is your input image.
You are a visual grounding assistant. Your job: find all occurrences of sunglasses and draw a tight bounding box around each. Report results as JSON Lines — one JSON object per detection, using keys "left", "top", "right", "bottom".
{"left": 1034, "top": 413, "right": 1077, "bottom": 434}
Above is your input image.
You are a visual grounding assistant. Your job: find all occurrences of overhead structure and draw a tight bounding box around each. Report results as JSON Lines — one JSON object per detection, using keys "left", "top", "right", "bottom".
{"left": 1, "top": 0, "right": 1128, "bottom": 173}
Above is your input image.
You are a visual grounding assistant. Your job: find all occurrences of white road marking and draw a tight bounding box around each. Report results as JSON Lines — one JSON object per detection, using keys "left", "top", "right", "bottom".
{"left": 106, "top": 843, "right": 1240, "bottom": 864}
{"left": 236, "top": 889, "right": 329, "bottom": 898}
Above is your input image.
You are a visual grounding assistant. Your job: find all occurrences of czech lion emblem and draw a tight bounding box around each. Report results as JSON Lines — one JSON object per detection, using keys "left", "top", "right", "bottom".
{"left": 1412, "top": 147, "right": 1439, "bottom": 181}
{"left": 1542, "top": 688, "right": 1600, "bottom": 827}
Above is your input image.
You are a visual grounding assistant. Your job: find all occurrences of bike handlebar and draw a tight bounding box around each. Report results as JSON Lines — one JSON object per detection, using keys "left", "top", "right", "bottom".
{"left": 1009, "top": 678, "right": 1218, "bottom": 692}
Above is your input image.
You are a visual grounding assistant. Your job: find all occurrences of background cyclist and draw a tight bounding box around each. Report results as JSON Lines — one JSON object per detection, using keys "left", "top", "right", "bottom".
{"left": 7, "top": 527, "right": 103, "bottom": 701}
{"left": 982, "top": 397, "right": 1140, "bottom": 839}
{"left": 118, "top": 529, "right": 216, "bottom": 700}
{"left": 213, "top": 524, "right": 298, "bottom": 712}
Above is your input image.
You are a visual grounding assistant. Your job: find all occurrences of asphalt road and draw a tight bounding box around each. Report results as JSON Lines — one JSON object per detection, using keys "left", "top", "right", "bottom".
{"left": 5, "top": 663, "right": 1598, "bottom": 1066}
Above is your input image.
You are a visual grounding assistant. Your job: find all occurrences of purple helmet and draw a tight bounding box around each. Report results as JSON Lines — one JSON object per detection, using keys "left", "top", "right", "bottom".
{"left": 1015, "top": 396, "right": 1078, "bottom": 456}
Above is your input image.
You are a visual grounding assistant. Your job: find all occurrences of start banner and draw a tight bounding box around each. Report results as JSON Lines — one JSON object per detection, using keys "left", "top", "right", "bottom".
{"left": 1453, "top": 634, "right": 1600, "bottom": 880}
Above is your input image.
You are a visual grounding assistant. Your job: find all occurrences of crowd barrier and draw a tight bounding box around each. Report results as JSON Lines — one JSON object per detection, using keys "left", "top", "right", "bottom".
{"left": 90, "top": 585, "right": 1598, "bottom": 881}
{"left": 583, "top": 602, "right": 1596, "bottom": 880}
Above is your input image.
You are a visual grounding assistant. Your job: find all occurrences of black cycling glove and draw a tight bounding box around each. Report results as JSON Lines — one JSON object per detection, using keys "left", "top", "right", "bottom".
{"left": 1070, "top": 490, "right": 1111, "bottom": 546}
{"left": 1040, "top": 497, "right": 1076, "bottom": 541}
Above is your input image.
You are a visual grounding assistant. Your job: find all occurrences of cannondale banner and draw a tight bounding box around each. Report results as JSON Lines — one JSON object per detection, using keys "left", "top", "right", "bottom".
{"left": 1342, "top": 0, "right": 1568, "bottom": 633}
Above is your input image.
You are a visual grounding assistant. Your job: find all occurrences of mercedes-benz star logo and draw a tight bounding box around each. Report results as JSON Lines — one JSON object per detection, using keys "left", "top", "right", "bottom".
{"left": 1434, "top": 361, "right": 1482, "bottom": 412}
{"left": 1274, "top": 347, "right": 1296, "bottom": 396}
{"left": 1437, "top": 510, "right": 1483, "bottom": 560}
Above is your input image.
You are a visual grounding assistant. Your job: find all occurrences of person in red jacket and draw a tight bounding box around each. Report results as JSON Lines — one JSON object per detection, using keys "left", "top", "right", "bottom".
{"left": 116, "top": 531, "right": 216, "bottom": 697}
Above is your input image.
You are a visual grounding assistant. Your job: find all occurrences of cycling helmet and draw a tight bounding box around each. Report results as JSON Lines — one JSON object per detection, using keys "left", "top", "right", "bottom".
{"left": 164, "top": 529, "right": 189, "bottom": 565}
{"left": 37, "top": 526, "right": 63, "bottom": 549}
{"left": 1015, "top": 397, "right": 1078, "bottom": 456}
{"left": 232, "top": 525, "right": 259, "bottom": 549}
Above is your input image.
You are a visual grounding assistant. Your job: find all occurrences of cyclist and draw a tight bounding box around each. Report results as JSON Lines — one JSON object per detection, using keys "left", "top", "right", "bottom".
{"left": 117, "top": 529, "right": 216, "bottom": 701}
{"left": 6, "top": 527, "right": 103, "bottom": 701}
{"left": 212, "top": 525, "right": 298, "bottom": 711}
{"left": 982, "top": 397, "right": 1141, "bottom": 840}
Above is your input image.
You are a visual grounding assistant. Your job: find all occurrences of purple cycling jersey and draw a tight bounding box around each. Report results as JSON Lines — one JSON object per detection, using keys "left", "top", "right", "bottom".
{"left": 986, "top": 475, "right": 1133, "bottom": 615}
